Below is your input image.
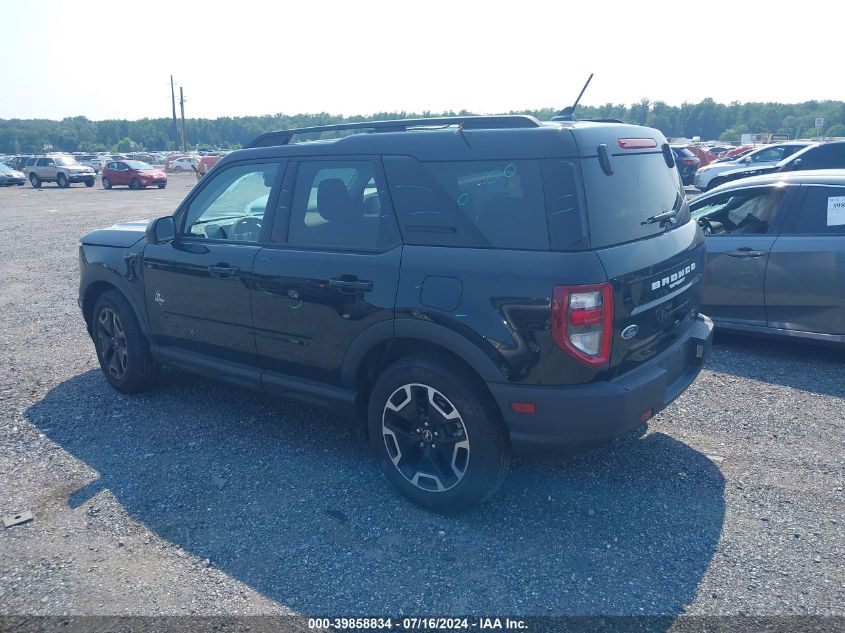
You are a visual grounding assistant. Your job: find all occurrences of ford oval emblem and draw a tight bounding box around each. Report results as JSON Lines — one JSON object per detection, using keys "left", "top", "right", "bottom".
{"left": 621, "top": 324, "right": 639, "bottom": 340}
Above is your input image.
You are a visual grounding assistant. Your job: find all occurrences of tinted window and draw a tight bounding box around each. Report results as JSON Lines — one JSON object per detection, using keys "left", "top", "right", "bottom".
{"left": 672, "top": 147, "right": 695, "bottom": 158}
{"left": 795, "top": 144, "right": 845, "bottom": 170}
{"left": 384, "top": 157, "right": 557, "bottom": 250}
{"left": 581, "top": 152, "right": 687, "bottom": 248}
{"left": 691, "top": 187, "right": 786, "bottom": 235}
{"left": 288, "top": 160, "right": 396, "bottom": 250}
{"left": 36, "top": 158, "right": 51, "bottom": 167}
{"left": 183, "top": 162, "right": 279, "bottom": 242}
{"left": 786, "top": 186, "right": 845, "bottom": 235}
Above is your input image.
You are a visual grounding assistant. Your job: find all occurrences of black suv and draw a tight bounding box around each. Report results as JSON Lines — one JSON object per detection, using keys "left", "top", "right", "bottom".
{"left": 78, "top": 115, "right": 713, "bottom": 511}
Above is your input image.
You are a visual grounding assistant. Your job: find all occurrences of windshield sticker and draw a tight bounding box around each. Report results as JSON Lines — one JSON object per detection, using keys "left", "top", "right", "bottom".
{"left": 827, "top": 196, "right": 845, "bottom": 226}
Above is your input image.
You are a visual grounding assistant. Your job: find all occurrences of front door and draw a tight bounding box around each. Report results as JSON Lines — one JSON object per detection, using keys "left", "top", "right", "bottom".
{"left": 767, "top": 184, "right": 845, "bottom": 335}
{"left": 143, "top": 160, "right": 284, "bottom": 365}
{"left": 252, "top": 159, "right": 402, "bottom": 386}
{"left": 692, "top": 185, "right": 795, "bottom": 325}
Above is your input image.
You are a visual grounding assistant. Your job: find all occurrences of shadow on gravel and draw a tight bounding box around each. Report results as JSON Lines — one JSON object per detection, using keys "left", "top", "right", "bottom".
{"left": 711, "top": 332, "right": 845, "bottom": 399}
{"left": 27, "top": 369, "right": 725, "bottom": 618}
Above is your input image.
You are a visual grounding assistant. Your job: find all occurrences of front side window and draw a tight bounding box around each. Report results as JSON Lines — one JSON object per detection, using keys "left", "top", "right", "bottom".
{"left": 692, "top": 187, "right": 786, "bottom": 235}
{"left": 748, "top": 147, "right": 786, "bottom": 163}
{"left": 287, "top": 160, "right": 396, "bottom": 250}
{"left": 182, "top": 162, "right": 280, "bottom": 242}
{"left": 786, "top": 186, "right": 845, "bottom": 235}
{"left": 796, "top": 144, "right": 845, "bottom": 170}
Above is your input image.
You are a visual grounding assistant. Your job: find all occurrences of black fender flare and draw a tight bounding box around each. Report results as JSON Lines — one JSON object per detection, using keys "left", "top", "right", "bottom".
{"left": 340, "top": 318, "right": 506, "bottom": 390}
{"left": 79, "top": 262, "right": 151, "bottom": 339}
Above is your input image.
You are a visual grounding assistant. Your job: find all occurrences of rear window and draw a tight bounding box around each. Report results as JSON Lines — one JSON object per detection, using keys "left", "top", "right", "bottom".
{"left": 383, "top": 156, "right": 586, "bottom": 251}
{"left": 581, "top": 151, "right": 688, "bottom": 248}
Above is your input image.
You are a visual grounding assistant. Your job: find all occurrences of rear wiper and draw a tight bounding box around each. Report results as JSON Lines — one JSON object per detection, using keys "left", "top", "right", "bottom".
{"left": 641, "top": 210, "right": 678, "bottom": 225}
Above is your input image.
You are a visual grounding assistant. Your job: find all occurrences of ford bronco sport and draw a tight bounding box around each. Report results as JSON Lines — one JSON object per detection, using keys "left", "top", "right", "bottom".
{"left": 78, "top": 115, "right": 713, "bottom": 511}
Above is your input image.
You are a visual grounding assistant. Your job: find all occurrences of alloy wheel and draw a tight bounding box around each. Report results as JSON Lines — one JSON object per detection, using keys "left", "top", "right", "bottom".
{"left": 97, "top": 307, "right": 129, "bottom": 380}
{"left": 382, "top": 383, "right": 470, "bottom": 493}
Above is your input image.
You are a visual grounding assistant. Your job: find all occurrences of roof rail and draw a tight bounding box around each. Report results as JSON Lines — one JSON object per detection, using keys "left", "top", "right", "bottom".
{"left": 246, "top": 115, "right": 542, "bottom": 148}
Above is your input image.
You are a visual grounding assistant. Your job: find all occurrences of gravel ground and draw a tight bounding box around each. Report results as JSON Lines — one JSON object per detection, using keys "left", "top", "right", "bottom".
{"left": 0, "top": 175, "right": 843, "bottom": 619}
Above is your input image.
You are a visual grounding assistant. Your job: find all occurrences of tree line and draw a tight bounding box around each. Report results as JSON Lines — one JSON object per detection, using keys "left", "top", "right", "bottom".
{"left": 1, "top": 99, "right": 843, "bottom": 154}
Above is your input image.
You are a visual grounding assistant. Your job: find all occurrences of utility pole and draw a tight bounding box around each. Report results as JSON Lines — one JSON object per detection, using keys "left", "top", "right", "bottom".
{"left": 179, "top": 86, "right": 187, "bottom": 153}
{"left": 170, "top": 75, "right": 178, "bottom": 149}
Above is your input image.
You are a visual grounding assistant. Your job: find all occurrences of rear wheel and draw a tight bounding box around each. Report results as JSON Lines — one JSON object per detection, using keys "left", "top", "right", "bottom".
{"left": 102, "top": 176, "right": 112, "bottom": 189}
{"left": 368, "top": 355, "right": 511, "bottom": 512}
{"left": 157, "top": 183, "right": 166, "bottom": 189}
{"left": 29, "top": 173, "right": 41, "bottom": 188}
{"left": 57, "top": 173, "right": 69, "bottom": 188}
{"left": 173, "top": 166, "right": 184, "bottom": 172}
{"left": 92, "top": 290, "right": 158, "bottom": 394}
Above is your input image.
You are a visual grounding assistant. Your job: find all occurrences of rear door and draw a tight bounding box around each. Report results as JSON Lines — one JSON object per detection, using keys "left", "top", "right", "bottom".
{"left": 690, "top": 185, "right": 795, "bottom": 325}
{"left": 766, "top": 184, "right": 845, "bottom": 335}
{"left": 252, "top": 158, "right": 402, "bottom": 387}
{"left": 576, "top": 130, "right": 706, "bottom": 373}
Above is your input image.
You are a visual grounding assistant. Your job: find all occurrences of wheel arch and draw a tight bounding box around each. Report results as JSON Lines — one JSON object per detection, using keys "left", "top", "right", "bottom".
{"left": 80, "top": 268, "right": 150, "bottom": 341}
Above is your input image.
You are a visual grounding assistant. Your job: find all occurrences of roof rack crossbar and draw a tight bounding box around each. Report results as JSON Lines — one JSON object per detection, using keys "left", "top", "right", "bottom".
{"left": 246, "top": 115, "right": 542, "bottom": 148}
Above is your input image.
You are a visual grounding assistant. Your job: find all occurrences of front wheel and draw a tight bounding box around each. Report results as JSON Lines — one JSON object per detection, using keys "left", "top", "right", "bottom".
{"left": 57, "top": 173, "right": 70, "bottom": 188}
{"left": 85, "top": 179, "right": 94, "bottom": 187}
{"left": 29, "top": 173, "right": 41, "bottom": 188}
{"left": 368, "top": 355, "right": 511, "bottom": 512}
{"left": 92, "top": 290, "right": 158, "bottom": 394}
{"left": 157, "top": 183, "right": 166, "bottom": 189}
{"left": 129, "top": 177, "right": 143, "bottom": 190}
{"left": 707, "top": 177, "right": 726, "bottom": 191}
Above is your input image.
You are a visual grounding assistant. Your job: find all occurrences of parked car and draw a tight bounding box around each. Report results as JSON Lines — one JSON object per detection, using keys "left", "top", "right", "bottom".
{"left": 0, "top": 163, "right": 26, "bottom": 186}
{"left": 694, "top": 142, "right": 813, "bottom": 191}
{"left": 690, "top": 170, "right": 845, "bottom": 345}
{"left": 671, "top": 146, "right": 700, "bottom": 185}
{"left": 196, "top": 155, "right": 222, "bottom": 178}
{"left": 716, "top": 141, "right": 845, "bottom": 186}
{"left": 78, "top": 115, "right": 713, "bottom": 511}
{"left": 27, "top": 155, "right": 96, "bottom": 188}
{"left": 169, "top": 156, "right": 199, "bottom": 172}
{"left": 8, "top": 156, "right": 33, "bottom": 172}
{"left": 101, "top": 161, "right": 167, "bottom": 189}
{"left": 77, "top": 156, "right": 108, "bottom": 173}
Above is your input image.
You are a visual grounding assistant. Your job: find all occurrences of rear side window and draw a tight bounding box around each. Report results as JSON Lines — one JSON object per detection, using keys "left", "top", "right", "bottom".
{"left": 287, "top": 160, "right": 397, "bottom": 251}
{"left": 786, "top": 186, "right": 845, "bottom": 235}
{"left": 384, "top": 156, "right": 583, "bottom": 250}
{"left": 796, "top": 144, "right": 845, "bottom": 170}
{"left": 691, "top": 186, "right": 786, "bottom": 235}
{"left": 581, "top": 151, "right": 686, "bottom": 248}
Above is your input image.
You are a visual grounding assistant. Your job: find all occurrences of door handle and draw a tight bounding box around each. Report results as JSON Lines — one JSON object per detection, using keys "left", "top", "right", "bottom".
{"left": 726, "top": 248, "right": 766, "bottom": 258}
{"left": 329, "top": 277, "right": 373, "bottom": 292}
{"left": 208, "top": 265, "right": 241, "bottom": 277}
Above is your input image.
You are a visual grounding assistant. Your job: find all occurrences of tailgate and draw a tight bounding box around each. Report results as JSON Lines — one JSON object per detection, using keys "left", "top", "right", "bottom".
{"left": 595, "top": 220, "right": 705, "bottom": 376}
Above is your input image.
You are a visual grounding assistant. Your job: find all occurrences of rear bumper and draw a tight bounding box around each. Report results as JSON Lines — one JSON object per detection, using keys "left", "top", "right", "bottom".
{"left": 488, "top": 314, "right": 713, "bottom": 449}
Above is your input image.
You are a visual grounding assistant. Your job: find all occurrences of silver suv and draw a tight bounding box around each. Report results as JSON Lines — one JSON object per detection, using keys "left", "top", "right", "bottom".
{"left": 27, "top": 155, "right": 96, "bottom": 188}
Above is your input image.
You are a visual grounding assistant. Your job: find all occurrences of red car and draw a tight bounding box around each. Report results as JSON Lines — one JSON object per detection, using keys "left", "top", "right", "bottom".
{"left": 101, "top": 160, "right": 167, "bottom": 190}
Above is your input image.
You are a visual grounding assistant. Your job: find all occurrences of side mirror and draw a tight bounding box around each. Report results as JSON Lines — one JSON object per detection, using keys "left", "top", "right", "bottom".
{"left": 146, "top": 216, "right": 176, "bottom": 244}
{"left": 791, "top": 158, "right": 803, "bottom": 171}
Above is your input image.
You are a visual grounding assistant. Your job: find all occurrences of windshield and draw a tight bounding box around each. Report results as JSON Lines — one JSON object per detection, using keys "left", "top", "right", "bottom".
{"left": 126, "top": 161, "right": 154, "bottom": 170}
{"left": 55, "top": 157, "right": 80, "bottom": 166}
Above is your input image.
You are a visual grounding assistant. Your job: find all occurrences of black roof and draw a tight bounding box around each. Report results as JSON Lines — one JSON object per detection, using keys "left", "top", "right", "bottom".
{"left": 216, "top": 116, "right": 666, "bottom": 167}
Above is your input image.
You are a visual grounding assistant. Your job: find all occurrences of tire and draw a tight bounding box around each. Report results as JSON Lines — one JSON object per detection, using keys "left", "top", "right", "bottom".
{"left": 367, "top": 354, "right": 511, "bottom": 512}
{"left": 130, "top": 177, "right": 144, "bottom": 190}
{"left": 29, "top": 173, "right": 41, "bottom": 188}
{"left": 92, "top": 290, "right": 158, "bottom": 394}
{"left": 157, "top": 183, "right": 166, "bottom": 189}
{"left": 102, "top": 176, "right": 112, "bottom": 190}
{"left": 85, "top": 179, "right": 95, "bottom": 187}
{"left": 707, "top": 177, "right": 726, "bottom": 191}
{"left": 57, "top": 173, "right": 69, "bottom": 188}
{"left": 173, "top": 166, "right": 183, "bottom": 172}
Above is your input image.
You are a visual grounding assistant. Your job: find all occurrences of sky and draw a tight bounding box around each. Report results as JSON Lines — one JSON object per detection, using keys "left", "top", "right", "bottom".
{"left": 1, "top": 0, "right": 842, "bottom": 121}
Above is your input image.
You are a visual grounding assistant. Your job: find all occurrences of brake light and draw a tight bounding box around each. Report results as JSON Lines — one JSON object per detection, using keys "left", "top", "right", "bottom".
{"left": 618, "top": 138, "right": 657, "bottom": 149}
{"left": 551, "top": 283, "right": 613, "bottom": 367}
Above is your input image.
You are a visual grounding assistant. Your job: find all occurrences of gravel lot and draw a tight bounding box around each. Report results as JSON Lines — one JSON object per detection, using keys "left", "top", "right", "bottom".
{"left": 0, "top": 175, "right": 843, "bottom": 619}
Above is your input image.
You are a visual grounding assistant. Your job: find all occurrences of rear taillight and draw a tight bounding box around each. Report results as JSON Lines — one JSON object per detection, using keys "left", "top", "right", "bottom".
{"left": 551, "top": 283, "right": 613, "bottom": 368}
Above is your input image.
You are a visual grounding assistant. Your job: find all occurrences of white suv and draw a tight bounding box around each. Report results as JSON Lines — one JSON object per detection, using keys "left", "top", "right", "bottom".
{"left": 694, "top": 142, "right": 811, "bottom": 191}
